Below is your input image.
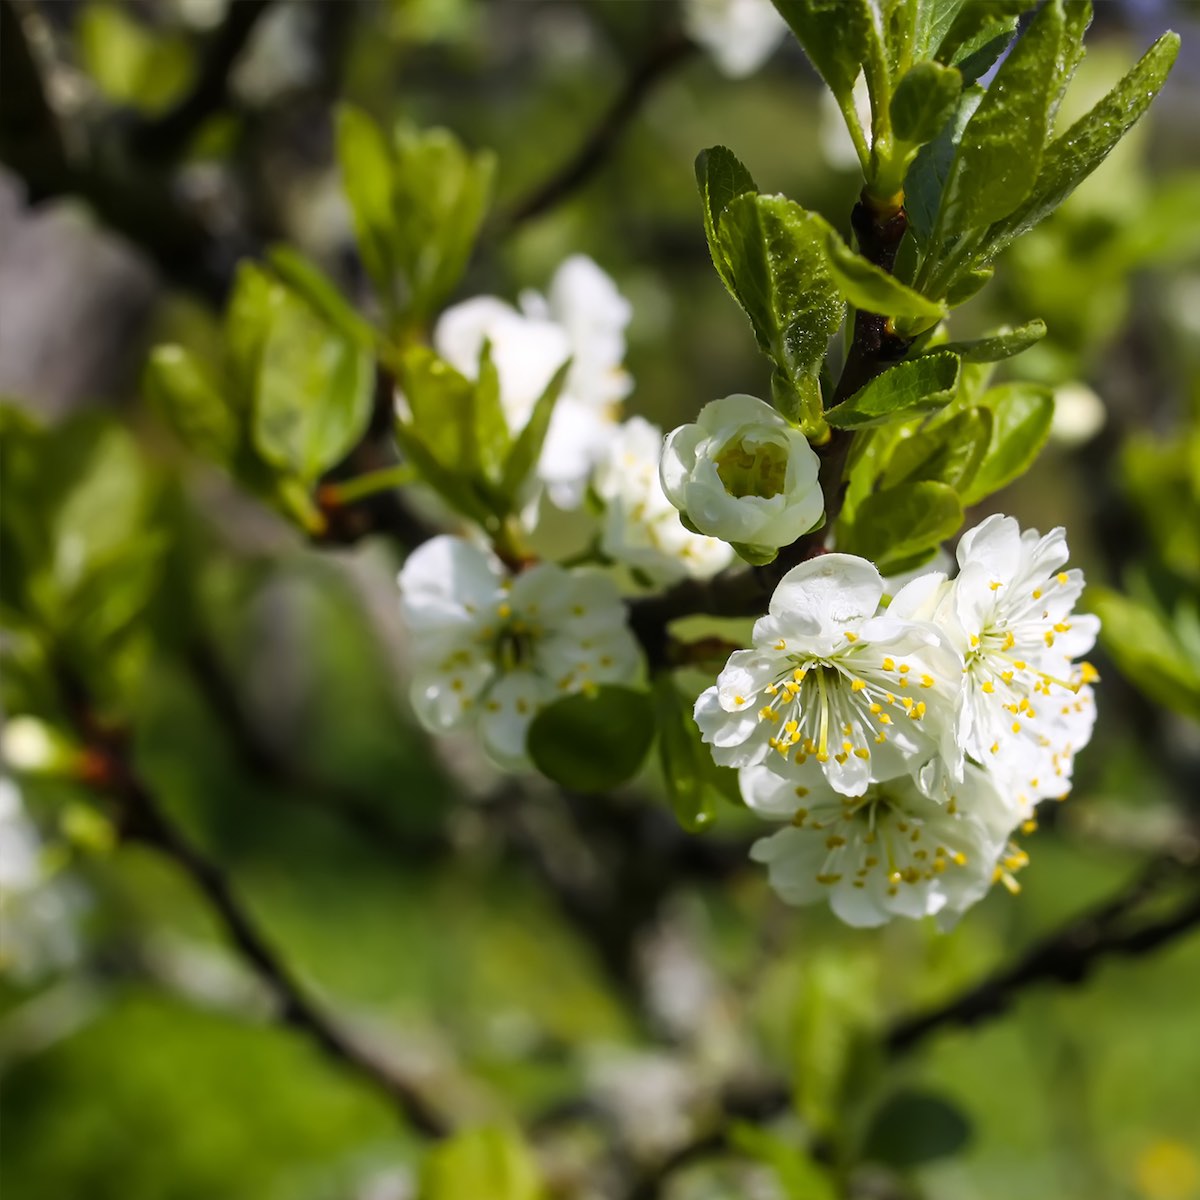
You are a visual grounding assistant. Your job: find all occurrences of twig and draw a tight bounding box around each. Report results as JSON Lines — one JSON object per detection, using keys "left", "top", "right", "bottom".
{"left": 130, "top": 0, "right": 275, "bottom": 162}
{"left": 497, "top": 26, "right": 696, "bottom": 233}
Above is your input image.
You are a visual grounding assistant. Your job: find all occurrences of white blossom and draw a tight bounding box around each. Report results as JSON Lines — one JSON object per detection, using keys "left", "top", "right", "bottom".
{"left": 594, "top": 417, "right": 734, "bottom": 585}
{"left": 660, "top": 394, "right": 824, "bottom": 557}
{"left": 398, "top": 536, "right": 641, "bottom": 766}
{"left": 683, "top": 0, "right": 789, "bottom": 78}
{"left": 433, "top": 255, "right": 632, "bottom": 507}
{"left": 743, "top": 763, "right": 1012, "bottom": 926}
{"left": 694, "top": 554, "right": 962, "bottom": 797}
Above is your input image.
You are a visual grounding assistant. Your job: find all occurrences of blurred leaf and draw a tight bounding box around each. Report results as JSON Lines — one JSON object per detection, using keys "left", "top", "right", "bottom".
{"left": 927, "top": 319, "right": 1046, "bottom": 363}
{"left": 420, "top": 1126, "right": 542, "bottom": 1200}
{"left": 840, "top": 480, "right": 962, "bottom": 573}
{"left": 335, "top": 104, "right": 398, "bottom": 311}
{"left": 862, "top": 1089, "right": 973, "bottom": 1167}
{"left": 717, "top": 193, "right": 845, "bottom": 430}
{"left": 500, "top": 360, "right": 571, "bottom": 501}
{"left": 822, "top": 226, "right": 947, "bottom": 320}
{"left": 825, "top": 352, "right": 959, "bottom": 429}
{"left": 890, "top": 61, "right": 963, "bottom": 149}
{"left": 528, "top": 686, "right": 655, "bottom": 792}
{"left": 474, "top": 341, "right": 511, "bottom": 481}
{"left": 728, "top": 1122, "right": 838, "bottom": 1200}
{"left": 881, "top": 406, "right": 992, "bottom": 491}
{"left": 224, "top": 262, "right": 288, "bottom": 408}
{"left": 696, "top": 145, "right": 759, "bottom": 299}
{"left": 145, "top": 345, "right": 239, "bottom": 465}
{"left": 960, "top": 382, "right": 1054, "bottom": 505}
{"left": 253, "top": 292, "right": 373, "bottom": 483}
{"left": 985, "top": 32, "right": 1181, "bottom": 257}
{"left": 653, "top": 675, "right": 718, "bottom": 832}
{"left": 393, "top": 419, "right": 495, "bottom": 527}
{"left": 265, "top": 247, "right": 378, "bottom": 350}
{"left": 77, "top": 3, "right": 194, "bottom": 115}
{"left": 399, "top": 347, "right": 480, "bottom": 472}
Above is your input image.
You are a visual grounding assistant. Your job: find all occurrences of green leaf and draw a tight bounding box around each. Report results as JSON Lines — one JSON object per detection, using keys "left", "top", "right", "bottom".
{"left": 943, "top": 265, "right": 993, "bottom": 306}
{"left": 881, "top": 406, "right": 992, "bottom": 491}
{"left": 252, "top": 292, "right": 374, "bottom": 482}
{"left": 335, "top": 105, "right": 397, "bottom": 311}
{"left": 925, "top": 319, "right": 1046, "bottom": 363}
{"left": 889, "top": 61, "right": 962, "bottom": 148}
{"left": 904, "top": 84, "right": 983, "bottom": 247}
{"left": 653, "top": 675, "right": 718, "bottom": 833}
{"left": 224, "top": 262, "right": 288, "bottom": 408}
{"left": 527, "top": 686, "right": 656, "bottom": 792}
{"left": 717, "top": 193, "right": 845, "bottom": 430}
{"left": 727, "top": 1123, "right": 838, "bottom": 1200}
{"left": 840, "top": 480, "right": 963, "bottom": 573}
{"left": 862, "top": 1090, "right": 972, "bottom": 1168}
{"left": 399, "top": 346, "right": 480, "bottom": 472}
{"left": 144, "top": 345, "right": 239, "bottom": 465}
{"left": 696, "top": 146, "right": 759, "bottom": 300}
{"left": 825, "top": 352, "right": 959, "bottom": 429}
{"left": 984, "top": 32, "right": 1181, "bottom": 258}
{"left": 473, "top": 341, "right": 512, "bottom": 482}
{"left": 771, "top": 0, "right": 880, "bottom": 106}
{"left": 822, "top": 225, "right": 947, "bottom": 321}
{"left": 912, "top": 0, "right": 971, "bottom": 60}
{"left": 392, "top": 419, "right": 495, "bottom": 527}
{"left": 420, "top": 1126, "right": 542, "bottom": 1200}
{"left": 939, "top": 0, "right": 1066, "bottom": 231}
{"left": 960, "top": 382, "right": 1054, "bottom": 505}
{"left": 77, "top": 3, "right": 194, "bottom": 115}
{"left": 266, "top": 246, "right": 378, "bottom": 350}
{"left": 500, "top": 360, "right": 571, "bottom": 500}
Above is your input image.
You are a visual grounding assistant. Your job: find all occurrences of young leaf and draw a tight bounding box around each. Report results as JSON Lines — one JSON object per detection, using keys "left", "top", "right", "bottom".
{"left": 266, "top": 246, "right": 378, "bottom": 350}
{"left": 392, "top": 419, "right": 495, "bottom": 527}
{"left": 889, "top": 61, "right": 962, "bottom": 148}
{"left": 862, "top": 1090, "right": 973, "bottom": 1168}
{"left": 653, "top": 675, "right": 718, "bottom": 833}
{"left": 420, "top": 1126, "right": 542, "bottom": 1200}
{"left": 696, "top": 145, "right": 758, "bottom": 299}
{"left": 840, "top": 480, "right": 963, "bottom": 573}
{"left": 983, "top": 32, "right": 1181, "bottom": 258}
{"left": 904, "top": 84, "right": 983, "bottom": 248}
{"left": 335, "top": 105, "right": 397, "bottom": 309}
{"left": 717, "top": 193, "right": 845, "bottom": 427}
{"left": 960, "top": 382, "right": 1054, "bottom": 504}
{"left": 144, "top": 345, "right": 240, "bottom": 465}
{"left": 939, "top": 0, "right": 1066, "bottom": 231}
{"left": 224, "top": 262, "right": 288, "bottom": 407}
{"left": 399, "top": 347, "right": 479, "bottom": 473}
{"left": 825, "top": 352, "right": 960, "bottom": 429}
{"left": 921, "top": 319, "right": 1046, "bottom": 363}
{"left": 527, "top": 686, "right": 656, "bottom": 792}
{"left": 252, "top": 292, "right": 374, "bottom": 482}
{"left": 822, "top": 225, "right": 947, "bottom": 321}
{"left": 473, "top": 341, "right": 511, "bottom": 481}
{"left": 771, "top": 0, "right": 881, "bottom": 106}
{"left": 881, "top": 406, "right": 992, "bottom": 491}
{"left": 500, "top": 360, "right": 571, "bottom": 500}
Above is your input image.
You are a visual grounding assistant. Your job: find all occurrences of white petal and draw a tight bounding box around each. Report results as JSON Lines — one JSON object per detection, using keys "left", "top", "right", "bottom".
{"left": 769, "top": 554, "right": 885, "bottom": 631}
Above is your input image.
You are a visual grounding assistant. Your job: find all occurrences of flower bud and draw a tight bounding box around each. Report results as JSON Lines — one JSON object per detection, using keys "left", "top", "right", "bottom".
{"left": 659, "top": 394, "right": 823, "bottom": 563}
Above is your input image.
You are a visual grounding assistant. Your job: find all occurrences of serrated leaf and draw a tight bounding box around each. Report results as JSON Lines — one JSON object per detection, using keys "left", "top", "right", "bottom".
{"left": 923, "top": 319, "right": 1046, "bottom": 363}
{"left": 960, "top": 382, "right": 1054, "bottom": 504}
{"left": 500, "top": 359, "right": 571, "bottom": 500}
{"left": 862, "top": 1090, "right": 972, "bottom": 1168}
{"left": 420, "top": 1126, "right": 542, "bottom": 1200}
{"left": 252, "top": 292, "right": 374, "bottom": 482}
{"left": 528, "top": 686, "right": 656, "bottom": 792}
{"left": 890, "top": 61, "right": 962, "bottom": 148}
{"left": 653, "top": 675, "right": 718, "bottom": 833}
{"left": 823, "top": 225, "right": 947, "bottom": 321}
{"left": 696, "top": 146, "right": 758, "bottom": 299}
{"left": 266, "top": 246, "right": 377, "bottom": 350}
{"left": 771, "top": 0, "right": 880, "bottom": 105}
{"left": 984, "top": 32, "right": 1181, "bottom": 258}
{"left": 882, "top": 406, "right": 992, "bottom": 490}
{"left": 939, "top": 0, "right": 1065, "bottom": 231}
{"left": 144, "top": 345, "right": 239, "bottom": 465}
{"left": 840, "top": 480, "right": 962, "bottom": 572}
{"left": 717, "top": 193, "right": 845, "bottom": 428}
{"left": 825, "top": 352, "right": 959, "bottom": 429}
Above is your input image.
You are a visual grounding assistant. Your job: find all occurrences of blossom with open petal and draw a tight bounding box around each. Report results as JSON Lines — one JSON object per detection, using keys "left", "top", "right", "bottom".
{"left": 398, "top": 536, "right": 641, "bottom": 766}
{"left": 694, "top": 555, "right": 962, "bottom": 796}
{"left": 660, "top": 394, "right": 823, "bottom": 560}
{"left": 594, "top": 417, "right": 733, "bottom": 586}
{"left": 742, "top": 762, "right": 1012, "bottom": 926}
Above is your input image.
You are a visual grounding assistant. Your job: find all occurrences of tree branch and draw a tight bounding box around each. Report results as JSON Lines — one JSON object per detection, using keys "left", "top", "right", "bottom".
{"left": 129, "top": 0, "right": 275, "bottom": 162}
{"left": 497, "top": 26, "right": 696, "bottom": 233}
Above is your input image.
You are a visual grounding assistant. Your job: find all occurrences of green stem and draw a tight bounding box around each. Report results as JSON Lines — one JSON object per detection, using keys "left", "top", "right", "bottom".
{"left": 319, "top": 464, "right": 417, "bottom": 507}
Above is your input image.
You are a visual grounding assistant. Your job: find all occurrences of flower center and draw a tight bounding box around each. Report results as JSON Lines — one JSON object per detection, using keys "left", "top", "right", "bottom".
{"left": 491, "top": 622, "right": 536, "bottom": 671}
{"left": 714, "top": 433, "right": 788, "bottom": 499}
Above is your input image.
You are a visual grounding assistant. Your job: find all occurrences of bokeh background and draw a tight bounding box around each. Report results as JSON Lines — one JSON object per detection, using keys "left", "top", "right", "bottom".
{"left": 2, "top": 1, "right": 1200, "bottom": 1198}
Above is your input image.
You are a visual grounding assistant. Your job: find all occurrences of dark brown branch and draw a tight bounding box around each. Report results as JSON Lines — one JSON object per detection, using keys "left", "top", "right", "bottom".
{"left": 130, "top": 0, "right": 275, "bottom": 162}
{"left": 498, "top": 26, "right": 696, "bottom": 233}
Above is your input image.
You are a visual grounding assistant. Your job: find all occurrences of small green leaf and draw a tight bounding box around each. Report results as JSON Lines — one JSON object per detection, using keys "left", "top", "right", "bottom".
{"left": 474, "top": 341, "right": 512, "bottom": 482}
{"left": 224, "top": 262, "right": 288, "bottom": 408}
{"left": 727, "top": 1122, "right": 838, "bottom": 1200}
{"left": 772, "top": 0, "right": 881, "bottom": 106}
{"left": 960, "top": 382, "right": 1054, "bottom": 504}
{"left": 904, "top": 84, "right": 983, "bottom": 248}
{"left": 840, "top": 480, "right": 963, "bottom": 573}
{"left": 925, "top": 319, "right": 1046, "bottom": 363}
{"left": 984, "top": 32, "right": 1181, "bottom": 258}
{"left": 732, "top": 541, "right": 780, "bottom": 567}
{"left": 335, "top": 105, "right": 397, "bottom": 311}
{"left": 889, "top": 61, "right": 962, "bottom": 148}
{"left": 653, "top": 675, "right": 718, "bottom": 833}
{"left": 77, "top": 3, "right": 194, "bottom": 114}
{"left": 825, "top": 352, "right": 960, "bottom": 429}
{"left": 420, "top": 1126, "right": 542, "bottom": 1200}
{"left": 882, "top": 406, "right": 992, "bottom": 491}
{"left": 500, "top": 360, "right": 571, "bottom": 500}
{"left": 266, "top": 246, "right": 378, "bottom": 350}
{"left": 943, "top": 265, "right": 993, "bottom": 306}
{"left": 863, "top": 1089, "right": 972, "bottom": 1168}
{"left": 392, "top": 419, "right": 494, "bottom": 527}
{"left": 696, "top": 146, "right": 759, "bottom": 300}
{"left": 399, "top": 347, "right": 480, "bottom": 473}
{"left": 528, "top": 686, "right": 656, "bottom": 792}
{"left": 252, "top": 292, "right": 374, "bottom": 482}
{"left": 144, "top": 345, "right": 239, "bottom": 465}
{"left": 822, "top": 226, "right": 947, "bottom": 321}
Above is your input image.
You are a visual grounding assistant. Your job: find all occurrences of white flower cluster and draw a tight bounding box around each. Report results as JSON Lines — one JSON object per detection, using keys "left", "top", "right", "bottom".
{"left": 0, "top": 777, "right": 81, "bottom": 981}
{"left": 696, "top": 515, "right": 1099, "bottom": 926}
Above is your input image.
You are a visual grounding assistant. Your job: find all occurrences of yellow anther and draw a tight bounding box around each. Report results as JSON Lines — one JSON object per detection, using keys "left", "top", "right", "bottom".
{"left": 854, "top": 747, "right": 870, "bottom": 759}
{"left": 1002, "top": 631, "right": 1015, "bottom": 650}
{"left": 816, "top": 873, "right": 842, "bottom": 885}
{"left": 990, "top": 741, "right": 999, "bottom": 754}
{"left": 982, "top": 680, "right": 995, "bottom": 694}
{"left": 1044, "top": 631, "right": 1056, "bottom": 647}
{"left": 990, "top": 580, "right": 1003, "bottom": 591}
{"left": 1001, "top": 670, "right": 1014, "bottom": 684}
{"left": 794, "top": 786, "right": 809, "bottom": 798}
{"left": 774, "top": 639, "right": 787, "bottom": 651}
{"left": 875, "top": 732, "right": 888, "bottom": 743}
{"left": 882, "top": 657, "right": 895, "bottom": 671}
{"left": 1053, "top": 621, "right": 1071, "bottom": 633}
{"left": 970, "top": 634, "right": 980, "bottom": 648}
{"left": 952, "top": 851, "right": 967, "bottom": 866}
{"left": 791, "top": 809, "right": 808, "bottom": 826}
{"left": 913, "top": 702, "right": 926, "bottom": 719}
{"left": 843, "top": 631, "right": 858, "bottom": 643}
{"left": 1079, "top": 661, "right": 1099, "bottom": 684}
{"left": 733, "top": 694, "right": 746, "bottom": 706}
{"left": 870, "top": 702, "right": 882, "bottom": 714}
{"left": 759, "top": 706, "right": 777, "bottom": 721}
{"left": 793, "top": 667, "right": 808, "bottom": 682}
{"left": 899, "top": 663, "right": 910, "bottom": 674}
{"left": 1056, "top": 572, "right": 1069, "bottom": 585}
{"left": 920, "top": 674, "right": 934, "bottom": 688}
{"left": 497, "top": 602, "right": 512, "bottom": 619}
{"left": 826, "top": 834, "right": 846, "bottom": 849}
{"left": 878, "top": 713, "right": 892, "bottom": 725}
{"left": 1012, "top": 659, "right": 1026, "bottom": 669}
{"left": 1011, "top": 721, "right": 1022, "bottom": 733}
{"left": 851, "top": 679, "right": 867, "bottom": 692}
{"left": 816, "top": 752, "right": 829, "bottom": 763}
{"left": 1032, "top": 589, "right": 1042, "bottom": 600}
